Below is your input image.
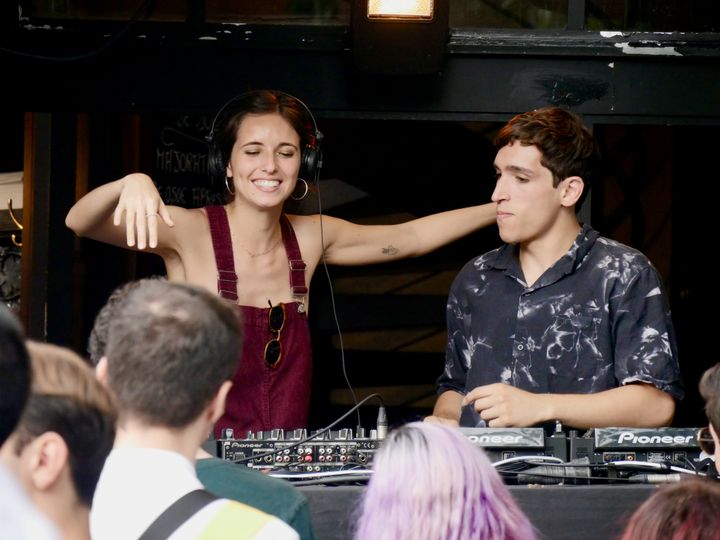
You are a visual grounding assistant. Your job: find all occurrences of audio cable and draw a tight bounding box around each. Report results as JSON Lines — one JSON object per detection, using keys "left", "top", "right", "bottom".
{"left": 231, "top": 393, "right": 384, "bottom": 466}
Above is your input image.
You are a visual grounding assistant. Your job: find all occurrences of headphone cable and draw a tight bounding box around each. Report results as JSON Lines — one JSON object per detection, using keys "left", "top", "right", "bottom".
{"left": 314, "top": 162, "right": 362, "bottom": 430}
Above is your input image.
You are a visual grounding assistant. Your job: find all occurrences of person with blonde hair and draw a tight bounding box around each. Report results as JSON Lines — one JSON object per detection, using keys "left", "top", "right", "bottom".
{"left": 354, "top": 421, "right": 536, "bottom": 540}
{"left": 0, "top": 340, "right": 116, "bottom": 540}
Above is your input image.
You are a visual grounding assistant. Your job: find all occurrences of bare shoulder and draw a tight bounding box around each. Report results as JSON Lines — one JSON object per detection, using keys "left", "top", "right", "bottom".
{"left": 286, "top": 213, "right": 318, "bottom": 242}
{"left": 159, "top": 206, "right": 212, "bottom": 252}
{"left": 287, "top": 213, "right": 371, "bottom": 260}
{"left": 284, "top": 213, "right": 343, "bottom": 263}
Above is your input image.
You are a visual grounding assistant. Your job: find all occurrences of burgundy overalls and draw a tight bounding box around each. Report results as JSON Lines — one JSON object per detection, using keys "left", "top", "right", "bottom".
{"left": 206, "top": 206, "right": 313, "bottom": 437}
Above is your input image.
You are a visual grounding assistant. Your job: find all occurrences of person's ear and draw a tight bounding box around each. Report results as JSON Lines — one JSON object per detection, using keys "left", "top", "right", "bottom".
{"left": 207, "top": 381, "right": 233, "bottom": 424}
{"left": 710, "top": 423, "right": 719, "bottom": 447}
{"left": 560, "top": 176, "right": 584, "bottom": 207}
{"left": 96, "top": 356, "right": 109, "bottom": 385}
{"left": 27, "top": 432, "right": 69, "bottom": 491}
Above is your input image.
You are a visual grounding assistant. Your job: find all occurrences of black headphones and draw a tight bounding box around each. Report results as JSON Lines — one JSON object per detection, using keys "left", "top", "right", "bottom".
{"left": 206, "top": 90, "right": 323, "bottom": 186}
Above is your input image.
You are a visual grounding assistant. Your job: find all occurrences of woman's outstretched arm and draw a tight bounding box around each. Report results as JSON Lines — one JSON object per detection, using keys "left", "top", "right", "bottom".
{"left": 318, "top": 202, "right": 496, "bottom": 266}
{"left": 65, "top": 173, "right": 175, "bottom": 250}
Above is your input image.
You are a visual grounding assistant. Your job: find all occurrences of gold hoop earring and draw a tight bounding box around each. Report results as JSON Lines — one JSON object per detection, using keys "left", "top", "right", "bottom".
{"left": 225, "top": 176, "right": 235, "bottom": 196}
{"left": 291, "top": 178, "right": 309, "bottom": 201}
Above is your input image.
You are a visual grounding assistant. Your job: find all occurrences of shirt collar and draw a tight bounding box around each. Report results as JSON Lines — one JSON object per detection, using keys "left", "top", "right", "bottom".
{"left": 484, "top": 223, "right": 599, "bottom": 287}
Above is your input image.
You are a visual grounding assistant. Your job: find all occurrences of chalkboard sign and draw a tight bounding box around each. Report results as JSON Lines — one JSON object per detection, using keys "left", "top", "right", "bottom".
{"left": 139, "top": 113, "right": 226, "bottom": 209}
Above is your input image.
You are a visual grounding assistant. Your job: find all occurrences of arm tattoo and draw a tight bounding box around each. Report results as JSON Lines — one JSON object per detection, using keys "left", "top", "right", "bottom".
{"left": 381, "top": 245, "right": 399, "bottom": 256}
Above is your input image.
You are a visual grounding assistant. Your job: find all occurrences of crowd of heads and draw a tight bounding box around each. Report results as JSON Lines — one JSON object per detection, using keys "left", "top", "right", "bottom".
{"left": 5, "top": 278, "right": 720, "bottom": 540}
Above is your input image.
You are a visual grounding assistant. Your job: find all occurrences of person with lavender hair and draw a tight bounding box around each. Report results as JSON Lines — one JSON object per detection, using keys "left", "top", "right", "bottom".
{"left": 353, "top": 421, "right": 537, "bottom": 540}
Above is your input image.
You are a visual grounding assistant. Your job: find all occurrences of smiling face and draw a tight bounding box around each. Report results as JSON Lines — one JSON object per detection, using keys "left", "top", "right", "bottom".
{"left": 492, "top": 141, "right": 576, "bottom": 246}
{"left": 226, "top": 112, "right": 302, "bottom": 208}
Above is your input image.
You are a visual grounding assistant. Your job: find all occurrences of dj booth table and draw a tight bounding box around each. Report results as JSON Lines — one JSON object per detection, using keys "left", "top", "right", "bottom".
{"left": 300, "top": 484, "right": 657, "bottom": 540}
{"left": 218, "top": 426, "right": 697, "bottom": 538}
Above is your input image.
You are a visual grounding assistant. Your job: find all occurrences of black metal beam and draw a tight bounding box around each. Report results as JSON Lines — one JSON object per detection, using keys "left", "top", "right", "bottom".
{"left": 567, "top": 0, "right": 586, "bottom": 31}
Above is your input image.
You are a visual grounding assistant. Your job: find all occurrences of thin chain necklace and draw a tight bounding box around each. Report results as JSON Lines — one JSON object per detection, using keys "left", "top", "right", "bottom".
{"left": 239, "top": 232, "right": 282, "bottom": 258}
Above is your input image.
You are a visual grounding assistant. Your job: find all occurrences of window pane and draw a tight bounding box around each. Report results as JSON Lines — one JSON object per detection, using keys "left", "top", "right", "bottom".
{"left": 24, "top": 1, "right": 352, "bottom": 24}
{"left": 25, "top": 0, "right": 188, "bottom": 21}
{"left": 450, "top": 0, "right": 568, "bottom": 29}
{"left": 22, "top": 0, "right": 720, "bottom": 31}
{"left": 587, "top": 0, "right": 720, "bottom": 31}
{"left": 206, "top": 0, "right": 350, "bottom": 24}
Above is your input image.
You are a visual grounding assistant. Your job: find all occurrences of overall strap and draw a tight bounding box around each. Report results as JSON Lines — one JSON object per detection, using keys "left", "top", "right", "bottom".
{"left": 206, "top": 205, "right": 238, "bottom": 301}
{"left": 138, "top": 489, "right": 219, "bottom": 540}
{"left": 206, "top": 207, "right": 308, "bottom": 306}
{"left": 279, "top": 214, "right": 308, "bottom": 309}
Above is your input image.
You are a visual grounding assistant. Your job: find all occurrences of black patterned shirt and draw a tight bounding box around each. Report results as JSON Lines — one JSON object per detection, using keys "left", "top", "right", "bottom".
{"left": 437, "top": 224, "right": 684, "bottom": 427}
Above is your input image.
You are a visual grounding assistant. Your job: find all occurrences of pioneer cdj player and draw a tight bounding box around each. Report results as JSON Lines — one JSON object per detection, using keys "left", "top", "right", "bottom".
{"left": 216, "top": 426, "right": 708, "bottom": 483}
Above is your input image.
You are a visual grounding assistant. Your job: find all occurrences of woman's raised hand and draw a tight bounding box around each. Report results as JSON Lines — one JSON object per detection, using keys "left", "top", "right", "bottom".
{"left": 113, "top": 173, "right": 174, "bottom": 249}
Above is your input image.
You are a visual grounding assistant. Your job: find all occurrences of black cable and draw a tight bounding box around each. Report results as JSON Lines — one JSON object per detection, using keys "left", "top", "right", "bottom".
{"left": 280, "top": 475, "right": 371, "bottom": 487}
{"left": 314, "top": 166, "right": 362, "bottom": 429}
{"left": 492, "top": 457, "right": 703, "bottom": 485}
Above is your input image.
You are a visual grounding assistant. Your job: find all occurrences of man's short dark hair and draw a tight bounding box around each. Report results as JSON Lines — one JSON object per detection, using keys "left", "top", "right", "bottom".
{"left": 494, "top": 106, "right": 600, "bottom": 210}
{"left": 106, "top": 280, "right": 242, "bottom": 428}
{"left": 0, "top": 305, "right": 31, "bottom": 444}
